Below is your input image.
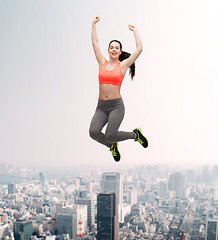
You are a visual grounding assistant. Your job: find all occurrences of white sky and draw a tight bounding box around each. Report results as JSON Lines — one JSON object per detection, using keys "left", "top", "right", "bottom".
{"left": 0, "top": 0, "right": 218, "bottom": 173}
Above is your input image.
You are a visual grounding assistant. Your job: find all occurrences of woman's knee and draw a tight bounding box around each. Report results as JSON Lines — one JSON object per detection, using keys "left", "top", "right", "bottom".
{"left": 89, "top": 127, "right": 100, "bottom": 140}
{"left": 105, "top": 133, "right": 116, "bottom": 144}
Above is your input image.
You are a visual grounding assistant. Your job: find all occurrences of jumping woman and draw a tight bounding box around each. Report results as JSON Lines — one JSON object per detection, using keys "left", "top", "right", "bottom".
{"left": 89, "top": 16, "right": 148, "bottom": 162}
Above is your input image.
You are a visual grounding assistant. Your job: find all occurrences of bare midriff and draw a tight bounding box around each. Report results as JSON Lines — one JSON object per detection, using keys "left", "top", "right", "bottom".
{"left": 99, "top": 84, "right": 121, "bottom": 100}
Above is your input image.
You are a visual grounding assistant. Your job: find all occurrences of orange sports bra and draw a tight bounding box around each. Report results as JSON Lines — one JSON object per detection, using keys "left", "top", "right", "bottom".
{"left": 99, "top": 61, "right": 124, "bottom": 86}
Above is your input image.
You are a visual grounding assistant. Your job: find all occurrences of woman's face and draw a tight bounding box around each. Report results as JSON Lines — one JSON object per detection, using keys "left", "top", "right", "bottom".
{"left": 108, "top": 41, "right": 122, "bottom": 60}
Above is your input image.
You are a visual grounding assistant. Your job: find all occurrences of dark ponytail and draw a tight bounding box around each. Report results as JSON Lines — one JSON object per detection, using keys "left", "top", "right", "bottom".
{"left": 119, "top": 51, "right": 135, "bottom": 80}
{"left": 109, "top": 40, "right": 135, "bottom": 80}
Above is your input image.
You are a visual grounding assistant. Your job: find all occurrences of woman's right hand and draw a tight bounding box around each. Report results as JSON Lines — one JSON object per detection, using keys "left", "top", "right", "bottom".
{"left": 128, "top": 25, "right": 137, "bottom": 32}
{"left": 93, "top": 16, "right": 100, "bottom": 24}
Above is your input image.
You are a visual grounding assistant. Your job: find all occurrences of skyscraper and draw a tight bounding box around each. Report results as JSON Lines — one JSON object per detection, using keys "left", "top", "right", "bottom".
{"left": 13, "top": 220, "right": 33, "bottom": 240}
{"left": 39, "top": 172, "right": 46, "bottom": 186}
{"left": 101, "top": 172, "right": 123, "bottom": 222}
{"left": 206, "top": 218, "right": 218, "bottom": 240}
{"left": 213, "top": 165, "right": 218, "bottom": 180}
{"left": 203, "top": 165, "right": 210, "bottom": 183}
{"left": 21, "top": 169, "right": 26, "bottom": 183}
{"left": 87, "top": 182, "right": 93, "bottom": 193}
{"left": 128, "top": 186, "right": 137, "bottom": 205}
{"left": 97, "top": 192, "right": 118, "bottom": 240}
{"left": 158, "top": 180, "right": 168, "bottom": 198}
{"left": 168, "top": 172, "right": 185, "bottom": 199}
{"left": 76, "top": 198, "right": 95, "bottom": 229}
{"left": 56, "top": 204, "right": 87, "bottom": 238}
{"left": 8, "top": 182, "right": 16, "bottom": 194}
{"left": 213, "top": 188, "right": 218, "bottom": 202}
{"left": 56, "top": 214, "right": 76, "bottom": 239}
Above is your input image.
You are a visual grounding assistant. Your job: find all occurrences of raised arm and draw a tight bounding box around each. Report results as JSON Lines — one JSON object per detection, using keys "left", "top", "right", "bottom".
{"left": 122, "top": 25, "right": 143, "bottom": 68}
{"left": 91, "top": 17, "right": 106, "bottom": 68}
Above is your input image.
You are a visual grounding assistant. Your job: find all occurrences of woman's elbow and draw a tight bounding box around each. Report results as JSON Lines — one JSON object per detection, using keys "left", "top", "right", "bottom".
{"left": 138, "top": 47, "right": 143, "bottom": 54}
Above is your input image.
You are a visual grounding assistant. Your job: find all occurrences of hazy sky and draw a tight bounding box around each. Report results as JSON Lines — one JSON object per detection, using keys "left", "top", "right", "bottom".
{"left": 0, "top": 0, "right": 218, "bottom": 173}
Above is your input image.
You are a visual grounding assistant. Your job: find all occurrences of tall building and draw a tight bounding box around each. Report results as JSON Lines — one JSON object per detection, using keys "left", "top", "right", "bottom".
{"left": 39, "top": 172, "right": 46, "bottom": 186}
{"left": 101, "top": 172, "right": 123, "bottom": 222}
{"left": 56, "top": 204, "right": 87, "bottom": 238}
{"left": 206, "top": 218, "right": 218, "bottom": 240}
{"left": 21, "top": 169, "right": 26, "bottom": 183}
{"left": 56, "top": 214, "right": 76, "bottom": 239}
{"left": 87, "top": 182, "right": 93, "bottom": 193}
{"left": 13, "top": 220, "right": 33, "bottom": 240}
{"left": 97, "top": 192, "right": 118, "bottom": 240}
{"left": 128, "top": 186, "right": 137, "bottom": 205}
{"left": 168, "top": 172, "right": 185, "bottom": 199}
{"left": 8, "top": 182, "right": 16, "bottom": 194}
{"left": 158, "top": 180, "right": 168, "bottom": 198}
{"left": 214, "top": 188, "right": 218, "bottom": 202}
{"left": 213, "top": 165, "right": 218, "bottom": 180}
{"left": 203, "top": 165, "right": 210, "bottom": 183}
{"left": 76, "top": 198, "right": 95, "bottom": 229}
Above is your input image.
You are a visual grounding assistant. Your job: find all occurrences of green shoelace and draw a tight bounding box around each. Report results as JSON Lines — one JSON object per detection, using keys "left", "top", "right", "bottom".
{"left": 110, "top": 149, "right": 118, "bottom": 156}
{"left": 136, "top": 138, "right": 144, "bottom": 145}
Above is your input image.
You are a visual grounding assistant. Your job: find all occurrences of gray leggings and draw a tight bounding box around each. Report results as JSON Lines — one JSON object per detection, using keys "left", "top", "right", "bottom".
{"left": 89, "top": 98, "right": 135, "bottom": 148}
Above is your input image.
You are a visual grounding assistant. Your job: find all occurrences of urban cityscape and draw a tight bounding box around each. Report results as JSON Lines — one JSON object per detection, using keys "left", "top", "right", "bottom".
{"left": 0, "top": 163, "right": 218, "bottom": 240}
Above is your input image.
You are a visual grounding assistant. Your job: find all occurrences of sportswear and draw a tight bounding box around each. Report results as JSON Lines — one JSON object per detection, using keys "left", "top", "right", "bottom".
{"left": 89, "top": 98, "right": 135, "bottom": 148}
{"left": 110, "top": 142, "right": 121, "bottom": 162}
{"left": 99, "top": 61, "right": 124, "bottom": 86}
{"left": 133, "top": 128, "right": 148, "bottom": 148}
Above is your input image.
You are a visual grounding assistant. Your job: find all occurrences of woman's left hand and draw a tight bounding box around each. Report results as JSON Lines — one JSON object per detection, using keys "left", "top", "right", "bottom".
{"left": 128, "top": 25, "right": 137, "bottom": 31}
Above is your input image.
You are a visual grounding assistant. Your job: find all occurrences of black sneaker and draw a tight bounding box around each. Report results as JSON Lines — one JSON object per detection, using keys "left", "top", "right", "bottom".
{"left": 133, "top": 128, "right": 148, "bottom": 148}
{"left": 110, "top": 142, "right": 121, "bottom": 162}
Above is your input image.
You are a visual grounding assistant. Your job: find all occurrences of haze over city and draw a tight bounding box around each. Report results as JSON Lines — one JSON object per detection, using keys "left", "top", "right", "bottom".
{"left": 1, "top": 0, "right": 218, "bottom": 173}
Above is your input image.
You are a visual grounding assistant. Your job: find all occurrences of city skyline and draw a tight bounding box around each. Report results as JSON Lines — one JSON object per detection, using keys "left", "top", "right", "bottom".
{"left": 1, "top": 162, "right": 218, "bottom": 185}
{"left": 1, "top": 162, "right": 218, "bottom": 181}
{"left": 1, "top": 162, "right": 218, "bottom": 239}
{"left": 1, "top": 0, "right": 218, "bottom": 171}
